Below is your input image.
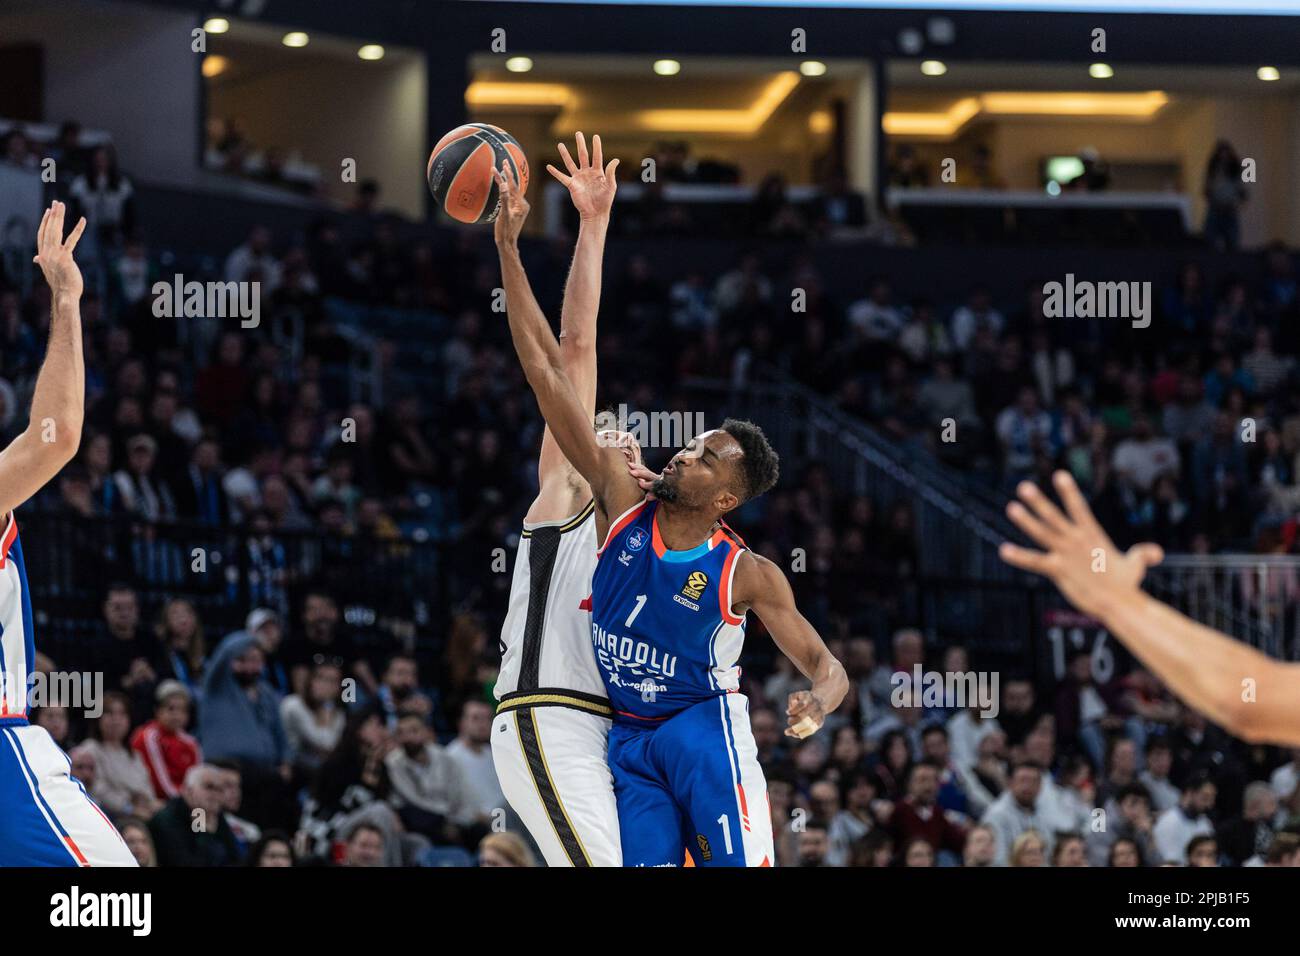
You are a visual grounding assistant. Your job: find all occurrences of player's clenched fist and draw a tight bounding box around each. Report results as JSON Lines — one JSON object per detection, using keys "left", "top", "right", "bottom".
{"left": 785, "top": 690, "right": 826, "bottom": 739}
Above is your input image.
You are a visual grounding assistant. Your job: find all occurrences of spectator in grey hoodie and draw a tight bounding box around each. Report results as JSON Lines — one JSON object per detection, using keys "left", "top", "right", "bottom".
{"left": 199, "top": 629, "right": 291, "bottom": 828}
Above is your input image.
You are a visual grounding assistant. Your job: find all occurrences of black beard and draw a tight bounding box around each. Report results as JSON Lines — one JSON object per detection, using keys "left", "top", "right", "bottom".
{"left": 650, "top": 476, "right": 678, "bottom": 502}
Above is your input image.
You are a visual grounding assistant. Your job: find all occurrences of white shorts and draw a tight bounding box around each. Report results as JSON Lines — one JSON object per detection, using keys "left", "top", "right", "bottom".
{"left": 492, "top": 704, "right": 621, "bottom": 867}
{"left": 0, "top": 723, "right": 137, "bottom": 867}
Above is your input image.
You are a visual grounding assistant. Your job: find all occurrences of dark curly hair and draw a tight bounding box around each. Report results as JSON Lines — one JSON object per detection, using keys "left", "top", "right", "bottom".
{"left": 720, "top": 417, "right": 779, "bottom": 504}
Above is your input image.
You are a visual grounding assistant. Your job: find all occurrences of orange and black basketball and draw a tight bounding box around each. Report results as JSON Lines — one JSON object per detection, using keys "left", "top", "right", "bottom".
{"left": 426, "top": 123, "right": 528, "bottom": 224}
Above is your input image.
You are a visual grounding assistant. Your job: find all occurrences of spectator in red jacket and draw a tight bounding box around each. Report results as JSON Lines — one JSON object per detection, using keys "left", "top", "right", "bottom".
{"left": 131, "top": 679, "right": 202, "bottom": 799}
{"left": 891, "top": 760, "right": 969, "bottom": 864}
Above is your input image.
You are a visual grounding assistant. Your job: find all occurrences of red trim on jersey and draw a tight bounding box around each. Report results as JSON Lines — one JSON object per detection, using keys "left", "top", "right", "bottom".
{"left": 718, "top": 518, "right": 747, "bottom": 548}
{"left": 650, "top": 507, "right": 669, "bottom": 558}
{"left": 0, "top": 512, "right": 16, "bottom": 567}
{"left": 718, "top": 545, "right": 744, "bottom": 625}
{"left": 578, "top": 595, "right": 592, "bottom": 612}
{"left": 63, "top": 836, "right": 89, "bottom": 866}
{"left": 597, "top": 499, "right": 649, "bottom": 557}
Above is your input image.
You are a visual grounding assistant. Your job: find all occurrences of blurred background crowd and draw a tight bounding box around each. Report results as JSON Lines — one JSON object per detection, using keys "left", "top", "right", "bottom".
{"left": 4, "top": 118, "right": 1300, "bottom": 867}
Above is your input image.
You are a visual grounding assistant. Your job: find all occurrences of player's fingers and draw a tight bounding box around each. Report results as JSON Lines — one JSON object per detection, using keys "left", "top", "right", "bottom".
{"left": 36, "top": 206, "right": 50, "bottom": 252}
{"left": 545, "top": 163, "right": 571, "bottom": 185}
{"left": 789, "top": 715, "right": 819, "bottom": 738}
{"left": 1052, "top": 470, "right": 1102, "bottom": 534}
{"left": 1127, "top": 542, "right": 1165, "bottom": 569}
{"left": 51, "top": 201, "right": 65, "bottom": 249}
{"left": 606, "top": 157, "right": 619, "bottom": 182}
{"left": 1006, "top": 500, "right": 1058, "bottom": 549}
{"left": 63, "top": 216, "right": 87, "bottom": 254}
{"left": 591, "top": 133, "right": 603, "bottom": 171}
{"left": 495, "top": 161, "right": 515, "bottom": 196}
{"left": 557, "top": 142, "right": 578, "bottom": 176}
{"left": 1017, "top": 480, "right": 1071, "bottom": 536}
{"left": 574, "top": 131, "right": 589, "bottom": 169}
{"left": 998, "top": 542, "right": 1051, "bottom": 575}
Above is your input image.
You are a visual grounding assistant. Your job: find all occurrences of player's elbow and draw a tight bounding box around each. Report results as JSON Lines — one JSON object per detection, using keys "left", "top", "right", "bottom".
{"left": 559, "top": 327, "right": 595, "bottom": 357}
{"left": 23, "top": 415, "right": 82, "bottom": 466}
{"left": 1225, "top": 698, "right": 1269, "bottom": 745}
{"left": 1219, "top": 664, "right": 1283, "bottom": 744}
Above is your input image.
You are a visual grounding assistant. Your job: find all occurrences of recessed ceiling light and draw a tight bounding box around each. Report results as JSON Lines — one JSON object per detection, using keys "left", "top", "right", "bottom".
{"left": 800, "top": 61, "right": 827, "bottom": 77}
{"left": 505, "top": 56, "right": 533, "bottom": 73}
{"left": 202, "top": 55, "right": 229, "bottom": 78}
{"left": 358, "top": 45, "right": 385, "bottom": 61}
{"left": 653, "top": 59, "right": 681, "bottom": 76}
{"left": 920, "top": 60, "right": 947, "bottom": 77}
{"left": 203, "top": 18, "right": 229, "bottom": 34}
{"left": 282, "top": 32, "right": 309, "bottom": 48}
{"left": 1089, "top": 63, "right": 1114, "bottom": 79}
{"left": 1258, "top": 66, "right": 1281, "bottom": 81}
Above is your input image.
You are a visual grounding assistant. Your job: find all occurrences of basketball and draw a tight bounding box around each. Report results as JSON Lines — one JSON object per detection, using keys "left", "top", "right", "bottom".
{"left": 426, "top": 123, "right": 528, "bottom": 224}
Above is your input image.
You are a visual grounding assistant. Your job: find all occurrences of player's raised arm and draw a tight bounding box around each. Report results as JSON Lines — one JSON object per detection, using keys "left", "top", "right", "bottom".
{"left": 733, "top": 551, "right": 848, "bottom": 739}
{"left": 493, "top": 161, "right": 639, "bottom": 517}
{"left": 1001, "top": 470, "right": 1300, "bottom": 746}
{"left": 0, "top": 201, "right": 86, "bottom": 519}
{"left": 535, "top": 132, "right": 619, "bottom": 486}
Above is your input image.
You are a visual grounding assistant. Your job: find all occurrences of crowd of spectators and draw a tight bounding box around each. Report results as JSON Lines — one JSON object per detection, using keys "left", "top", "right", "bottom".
{"left": 4, "top": 124, "right": 1300, "bottom": 865}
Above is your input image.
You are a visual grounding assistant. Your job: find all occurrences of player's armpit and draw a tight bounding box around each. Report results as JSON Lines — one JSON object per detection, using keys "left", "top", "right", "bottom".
{"left": 734, "top": 552, "right": 848, "bottom": 719}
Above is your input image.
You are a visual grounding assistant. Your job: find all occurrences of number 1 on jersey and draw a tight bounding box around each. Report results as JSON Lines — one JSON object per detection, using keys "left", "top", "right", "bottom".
{"left": 625, "top": 594, "right": 647, "bottom": 628}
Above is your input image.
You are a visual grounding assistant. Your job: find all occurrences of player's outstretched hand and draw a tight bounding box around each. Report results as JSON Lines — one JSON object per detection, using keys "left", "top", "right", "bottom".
{"left": 33, "top": 200, "right": 87, "bottom": 299}
{"left": 999, "top": 470, "right": 1164, "bottom": 622}
{"left": 546, "top": 131, "right": 619, "bottom": 222}
{"left": 785, "top": 690, "right": 826, "bottom": 739}
{"left": 493, "top": 160, "right": 531, "bottom": 248}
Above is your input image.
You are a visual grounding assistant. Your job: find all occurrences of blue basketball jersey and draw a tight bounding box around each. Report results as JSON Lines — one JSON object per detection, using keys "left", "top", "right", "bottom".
{"left": 589, "top": 500, "right": 748, "bottom": 722}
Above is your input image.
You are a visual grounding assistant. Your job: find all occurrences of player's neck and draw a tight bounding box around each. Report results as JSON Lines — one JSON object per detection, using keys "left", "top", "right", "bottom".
{"left": 655, "top": 501, "right": 719, "bottom": 551}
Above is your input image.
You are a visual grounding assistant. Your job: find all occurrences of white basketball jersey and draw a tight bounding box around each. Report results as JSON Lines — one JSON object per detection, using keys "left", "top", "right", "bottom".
{"left": 0, "top": 512, "right": 32, "bottom": 720}
{"left": 495, "top": 500, "right": 607, "bottom": 703}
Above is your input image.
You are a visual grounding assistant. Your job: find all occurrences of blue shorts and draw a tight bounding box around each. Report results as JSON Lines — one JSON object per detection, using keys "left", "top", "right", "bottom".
{"left": 608, "top": 694, "right": 773, "bottom": 867}
{"left": 0, "top": 721, "right": 137, "bottom": 867}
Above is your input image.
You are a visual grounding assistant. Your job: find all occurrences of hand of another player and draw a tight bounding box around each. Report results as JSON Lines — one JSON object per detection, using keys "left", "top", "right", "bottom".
{"left": 493, "top": 160, "right": 530, "bottom": 248}
{"left": 785, "top": 689, "right": 826, "bottom": 739}
{"left": 999, "top": 470, "right": 1163, "bottom": 623}
{"left": 627, "top": 460, "right": 659, "bottom": 494}
{"left": 33, "top": 201, "right": 87, "bottom": 299}
{"left": 546, "top": 132, "right": 619, "bottom": 222}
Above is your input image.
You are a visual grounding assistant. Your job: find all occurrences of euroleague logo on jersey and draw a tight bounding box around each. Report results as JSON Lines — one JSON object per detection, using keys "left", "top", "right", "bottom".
{"left": 626, "top": 528, "right": 648, "bottom": 552}
{"left": 681, "top": 570, "right": 709, "bottom": 600}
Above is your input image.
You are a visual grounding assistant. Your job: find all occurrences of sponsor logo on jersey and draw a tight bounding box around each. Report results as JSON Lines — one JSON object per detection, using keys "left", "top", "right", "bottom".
{"left": 696, "top": 834, "right": 712, "bottom": 862}
{"left": 626, "top": 528, "right": 648, "bottom": 552}
{"left": 681, "top": 570, "right": 709, "bottom": 600}
{"left": 618, "top": 550, "right": 634, "bottom": 566}
{"left": 591, "top": 623, "right": 678, "bottom": 682}
{"left": 673, "top": 593, "right": 700, "bottom": 612}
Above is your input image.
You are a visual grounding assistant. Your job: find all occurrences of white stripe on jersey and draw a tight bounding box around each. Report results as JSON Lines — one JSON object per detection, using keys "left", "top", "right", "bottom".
{"left": 495, "top": 504, "right": 606, "bottom": 700}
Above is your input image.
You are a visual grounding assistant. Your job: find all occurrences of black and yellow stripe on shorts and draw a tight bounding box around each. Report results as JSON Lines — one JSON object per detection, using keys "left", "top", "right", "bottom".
{"left": 510, "top": 706, "right": 589, "bottom": 866}
{"left": 497, "top": 692, "right": 613, "bottom": 866}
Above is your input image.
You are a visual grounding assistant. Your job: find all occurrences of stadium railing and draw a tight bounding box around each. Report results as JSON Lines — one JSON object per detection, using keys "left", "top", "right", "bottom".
{"left": 17, "top": 510, "right": 445, "bottom": 668}
{"left": 686, "top": 368, "right": 1300, "bottom": 667}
